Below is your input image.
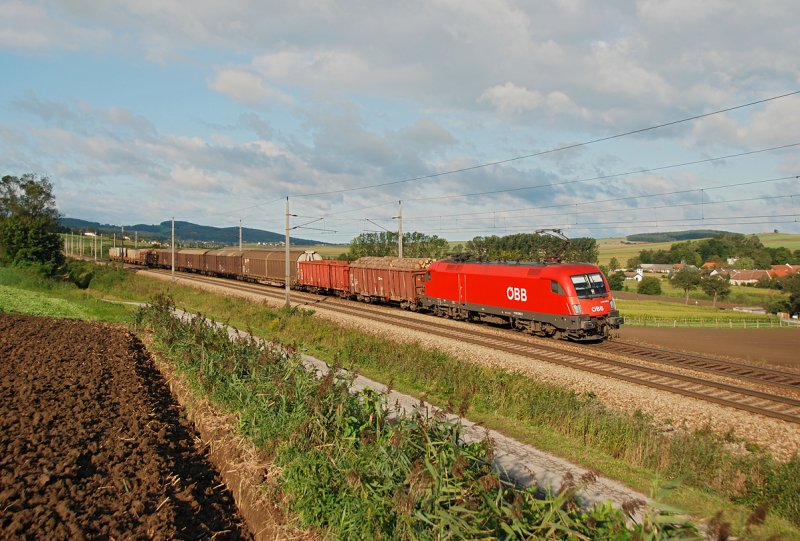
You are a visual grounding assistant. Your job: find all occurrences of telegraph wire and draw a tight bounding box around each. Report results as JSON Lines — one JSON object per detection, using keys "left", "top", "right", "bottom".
{"left": 289, "top": 91, "right": 800, "bottom": 199}
{"left": 407, "top": 142, "right": 800, "bottom": 203}
{"left": 313, "top": 141, "right": 800, "bottom": 219}
{"left": 404, "top": 175, "right": 800, "bottom": 222}
{"left": 284, "top": 90, "right": 800, "bottom": 199}
{"left": 402, "top": 193, "right": 800, "bottom": 227}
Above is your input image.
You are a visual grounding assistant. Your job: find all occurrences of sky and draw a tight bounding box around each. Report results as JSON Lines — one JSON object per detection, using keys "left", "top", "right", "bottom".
{"left": 1, "top": 0, "right": 799, "bottom": 244}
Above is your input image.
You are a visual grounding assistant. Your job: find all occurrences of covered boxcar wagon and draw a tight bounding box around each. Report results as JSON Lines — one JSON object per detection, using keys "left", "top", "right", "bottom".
{"left": 348, "top": 257, "right": 432, "bottom": 308}
{"left": 205, "top": 249, "right": 243, "bottom": 278}
{"left": 242, "top": 250, "right": 322, "bottom": 286}
{"left": 176, "top": 249, "right": 209, "bottom": 273}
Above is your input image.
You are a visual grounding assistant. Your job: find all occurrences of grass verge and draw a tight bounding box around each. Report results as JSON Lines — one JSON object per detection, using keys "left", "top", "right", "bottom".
{"left": 134, "top": 294, "right": 699, "bottom": 539}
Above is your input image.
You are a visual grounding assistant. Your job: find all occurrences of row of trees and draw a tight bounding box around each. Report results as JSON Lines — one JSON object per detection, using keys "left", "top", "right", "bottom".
{"left": 626, "top": 267, "right": 800, "bottom": 314}
{"left": 343, "top": 231, "right": 599, "bottom": 264}
{"left": 0, "top": 174, "right": 64, "bottom": 275}
{"left": 629, "top": 233, "right": 799, "bottom": 269}
{"left": 343, "top": 231, "right": 450, "bottom": 260}
{"left": 464, "top": 233, "right": 598, "bottom": 263}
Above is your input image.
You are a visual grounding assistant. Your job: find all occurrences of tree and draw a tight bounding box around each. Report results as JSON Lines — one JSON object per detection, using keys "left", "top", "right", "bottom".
{"left": 608, "top": 257, "right": 620, "bottom": 270}
{"left": 782, "top": 274, "right": 800, "bottom": 315}
{"left": 0, "top": 174, "right": 64, "bottom": 274}
{"left": 464, "top": 233, "right": 597, "bottom": 263}
{"left": 347, "top": 231, "right": 448, "bottom": 259}
{"left": 608, "top": 270, "right": 626, "bottom": 291}
{"left": 637, "top": 276, "right": 662, "bottom": 295}
{"left": 671, "top": 267, "right": 702, "bottom": 304}
{"left": 700, "top": 275, "right": 731, "bottom": 307}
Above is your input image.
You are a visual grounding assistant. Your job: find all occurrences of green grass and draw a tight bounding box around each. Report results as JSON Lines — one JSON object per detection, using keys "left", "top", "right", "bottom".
{"left": 306, "top": 244, "right": 349, "bottom": 259}
{"left": 615, "top": 298, "right": 781, "bottom": 321}
{"left": 0, "top": 265, "right": 135, "bottom": 322}
{"left": 597, "top": 238, "right": 677, "bottom": 267}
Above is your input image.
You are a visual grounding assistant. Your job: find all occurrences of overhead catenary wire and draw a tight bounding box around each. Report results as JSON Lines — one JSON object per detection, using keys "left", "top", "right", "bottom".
{"left": 307, "top": 141, "right": 800, "bottom": 221}
{"left": 403, "top": 175, "right": 800, "bottom": 222}
{"left": 210, "top": 90, "right": 800, "bottom": 220}
{"left": 286, "top": 90, "right": 800, "bottom": 199}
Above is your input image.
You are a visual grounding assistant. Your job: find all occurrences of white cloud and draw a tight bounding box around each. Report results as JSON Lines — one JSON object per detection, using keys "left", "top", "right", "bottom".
{"left": 208, "top": 68, "right": 293, "bottom": 107}
{"left": 0, "top": 0, "right": 112, "bottom": 51}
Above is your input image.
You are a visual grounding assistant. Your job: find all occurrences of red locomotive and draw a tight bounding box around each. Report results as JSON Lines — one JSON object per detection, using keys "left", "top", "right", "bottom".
{"left": 421, "top": 260, "right": 622, "bottom": 340}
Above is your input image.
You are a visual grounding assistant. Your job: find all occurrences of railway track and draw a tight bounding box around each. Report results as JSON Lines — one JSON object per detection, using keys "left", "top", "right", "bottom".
{"left": 140, "top": 268, "right": 800, "bottom": 425}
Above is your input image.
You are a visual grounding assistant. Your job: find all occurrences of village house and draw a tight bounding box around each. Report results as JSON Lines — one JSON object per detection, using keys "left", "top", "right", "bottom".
{"left": 728, "top": 269, "right": 775, "bottom": 286}
{"left": 770, "top": 264, "right": 800, "bottom": 277}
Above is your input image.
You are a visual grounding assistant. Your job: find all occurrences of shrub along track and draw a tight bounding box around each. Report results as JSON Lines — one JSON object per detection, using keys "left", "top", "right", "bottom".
{"left": 0, "top": 313, "right": 252, "bottom": 540}
{"left": 143, "top": 268, "right": 800, "bottom": 425}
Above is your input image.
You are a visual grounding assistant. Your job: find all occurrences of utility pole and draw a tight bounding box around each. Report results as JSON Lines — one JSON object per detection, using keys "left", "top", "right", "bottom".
{"left": 239, "top": 219, "right": 242, "bottom": 251}
{"left": 100, "top": 233, "right": 103, "bottom": 260}
{"left": 135, "top": 231, "right": 138, "bottom": 248}
{"left": 285, "top": 197, "right": 290, "bottom": 308}
{"left": 397, "top": 200, "right": 403, "bottom": 259}
{"left": 121, "top": 225, "right": 124, "bottom": 256}
{"left": 171, "top": 217, "right": 175, "bottom": 281}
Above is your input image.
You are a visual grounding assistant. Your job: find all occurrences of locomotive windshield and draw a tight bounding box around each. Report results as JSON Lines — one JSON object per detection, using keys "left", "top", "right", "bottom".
{"left": 570, "top": 273, "right": 608, "bottom": 299}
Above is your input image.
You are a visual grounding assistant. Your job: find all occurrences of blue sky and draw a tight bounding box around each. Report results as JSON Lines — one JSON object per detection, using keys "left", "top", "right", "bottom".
{"left": 2, "top": 0, "right": 799, "bottom": 243}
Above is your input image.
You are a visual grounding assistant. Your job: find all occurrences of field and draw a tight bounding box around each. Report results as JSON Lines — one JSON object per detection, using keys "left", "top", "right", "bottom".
{"left": 596, "top": 232, "right": 800, "bottom": 267}
{"left": 0, "top": 313, "right": 251, "bottom": 539}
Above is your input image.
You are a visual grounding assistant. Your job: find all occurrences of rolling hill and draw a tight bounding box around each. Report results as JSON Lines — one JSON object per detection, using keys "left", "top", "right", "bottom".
{"left": 60, "top": 218, "right": 322, "bottom": 246}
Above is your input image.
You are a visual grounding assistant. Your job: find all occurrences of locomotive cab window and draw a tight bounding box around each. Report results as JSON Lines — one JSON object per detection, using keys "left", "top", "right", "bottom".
{"left": 550, "top": 280, "right": 565, "bottom": 295}
{"left": 570, "top": 273, "right": 608, "bottom": 299}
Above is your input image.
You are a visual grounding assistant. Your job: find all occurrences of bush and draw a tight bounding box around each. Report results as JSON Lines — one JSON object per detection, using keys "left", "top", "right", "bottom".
{"left": 638, "top": 276, "right": 662, "bottom": 295}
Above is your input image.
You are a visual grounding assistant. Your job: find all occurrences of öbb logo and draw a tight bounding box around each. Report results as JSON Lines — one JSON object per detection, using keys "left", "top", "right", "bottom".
{"left": 506, "top": 287, "right": 527, "bottom": 302}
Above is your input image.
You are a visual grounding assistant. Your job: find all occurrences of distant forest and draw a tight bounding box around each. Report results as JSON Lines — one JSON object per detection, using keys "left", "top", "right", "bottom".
{"left": 626, "top": 230, "right": 730, "bottom": 243}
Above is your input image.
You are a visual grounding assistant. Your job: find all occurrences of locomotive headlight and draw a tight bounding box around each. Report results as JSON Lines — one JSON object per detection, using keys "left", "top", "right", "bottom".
{"left": 610, "top": 299, "right": 616, "bottom": 309}
{"left": 572, "top": 303, "right": 582, "bottom": 314}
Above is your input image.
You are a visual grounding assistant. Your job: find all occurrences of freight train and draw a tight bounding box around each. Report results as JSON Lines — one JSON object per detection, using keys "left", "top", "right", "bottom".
{"left": 109, "top": 247, "right": 623, "bottom": 340}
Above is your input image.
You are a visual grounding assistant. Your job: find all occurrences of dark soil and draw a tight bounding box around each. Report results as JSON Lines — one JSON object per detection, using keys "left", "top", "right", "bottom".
{"left": 618, "top": 326, "right": 800, "bottom": 369}
{"left": 0, "top": 313, "right": 253, "bottom": 540}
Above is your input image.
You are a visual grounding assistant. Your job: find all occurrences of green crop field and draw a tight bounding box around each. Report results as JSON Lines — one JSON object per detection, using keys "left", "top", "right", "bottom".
{"left": 596, "top": 232, "right": 800, "bottom": 267}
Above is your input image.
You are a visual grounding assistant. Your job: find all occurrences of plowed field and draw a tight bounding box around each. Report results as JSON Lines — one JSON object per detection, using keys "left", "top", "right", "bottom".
{"left": 0, "top": 313, "right": 252, "bottom": 540}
